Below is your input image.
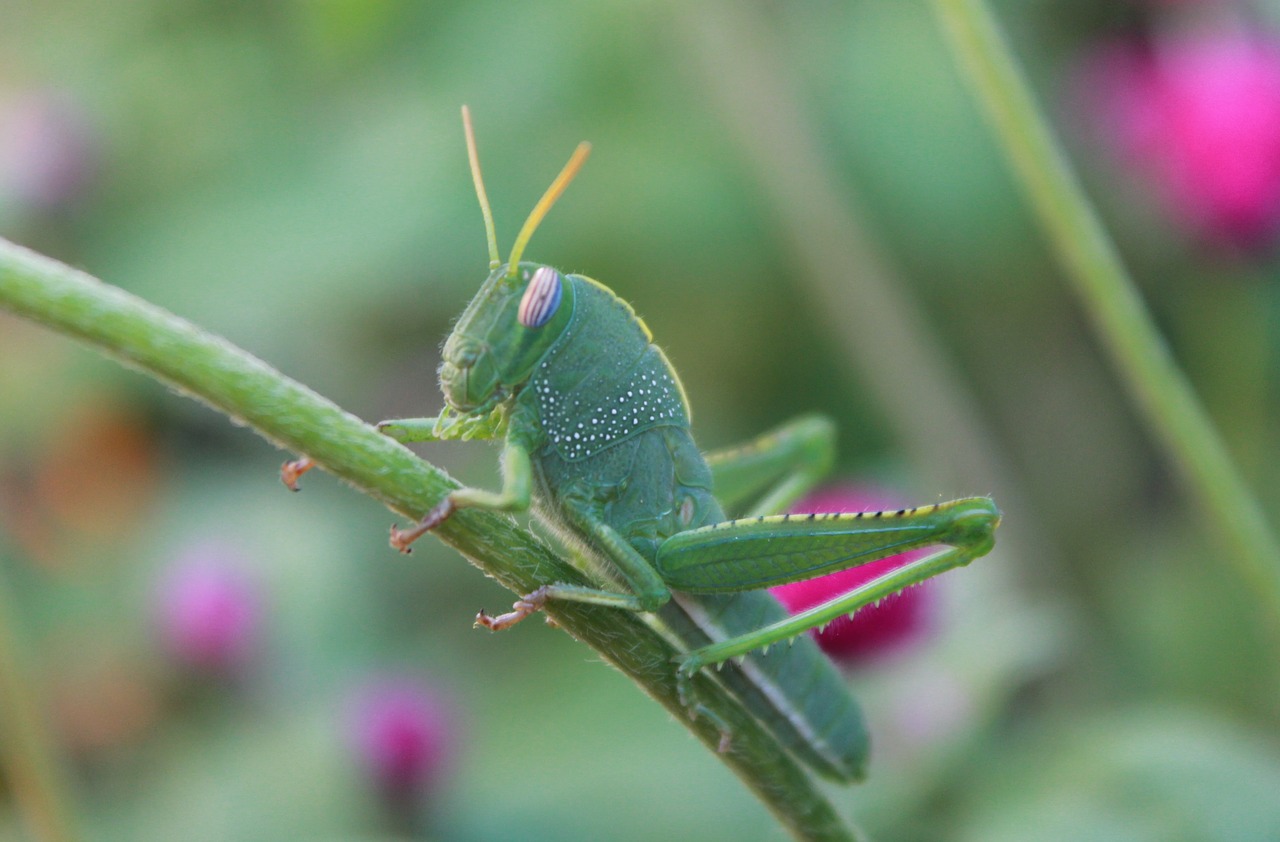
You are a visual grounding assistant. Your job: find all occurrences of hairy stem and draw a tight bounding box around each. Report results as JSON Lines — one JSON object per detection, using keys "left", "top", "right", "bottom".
{"left": 0, "top": 238, "right": 858, "bottom": 842}
{"left": 931, "top": 0, "right": 1280, "bottom": 648}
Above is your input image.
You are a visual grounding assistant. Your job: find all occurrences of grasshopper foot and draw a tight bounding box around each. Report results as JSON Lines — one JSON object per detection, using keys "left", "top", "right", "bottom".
{"left": 475, "top": 586, "right": 550, "bottom": 631}
{"left": 389, "top": 497, "right": 455, "bottom": 553}
{"left": 675, "top": 652, "right": 706, "bottom": 681}
{"left": 675, "top": 655, "right": 733, "bottom": 752}
{"left": 676, "top": 676, "right": 733, "bottom": 755}
{"left": 281, "top": 457, "right": 314, "bottom": 491}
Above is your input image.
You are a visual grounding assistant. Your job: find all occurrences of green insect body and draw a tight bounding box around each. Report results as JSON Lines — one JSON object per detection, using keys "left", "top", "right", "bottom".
{"left": 378, "top": 108, "right": 1001, "bottom": 783}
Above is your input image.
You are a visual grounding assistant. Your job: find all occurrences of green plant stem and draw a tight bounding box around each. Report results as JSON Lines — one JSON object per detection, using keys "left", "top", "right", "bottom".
{"left": 0, "top": 555, "right": 79, "bottom": 842}
{"left": 930, "top": 0, "right": 1280, "bottom": 645}
{"left": 0, "top": 238, "right": 859, "bottom": 842}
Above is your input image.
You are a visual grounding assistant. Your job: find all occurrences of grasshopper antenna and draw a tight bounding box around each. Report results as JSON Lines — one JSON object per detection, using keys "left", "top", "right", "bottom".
{"left": 462, "top": 105, "right": 501, "bottom": 270}
{"left": 506, "top": 140, "right": 591, "bottom": 277}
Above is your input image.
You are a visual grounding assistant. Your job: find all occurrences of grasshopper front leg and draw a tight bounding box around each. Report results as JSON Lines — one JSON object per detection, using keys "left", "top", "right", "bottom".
{"left": 378, "top": 403, "right": 509, "bottom": 444}
{"left": 375, "top": 417, "right": 444, "bottom": 443}
{"left": 375, "top": 413, "right": 660, "bottom": 624}
{"left": 374, "top": 408, "right": 522, "bottom": 550}
{"left": 280, "top": 408, "right": 506, "bottom": 491}
{"left": 386, "top": 430, "right": 533, "bottom": 552}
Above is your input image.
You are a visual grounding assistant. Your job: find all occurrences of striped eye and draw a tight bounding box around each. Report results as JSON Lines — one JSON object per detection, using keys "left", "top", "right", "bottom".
{"left": 518, "top": 266, "right": 563, "bottom": 328}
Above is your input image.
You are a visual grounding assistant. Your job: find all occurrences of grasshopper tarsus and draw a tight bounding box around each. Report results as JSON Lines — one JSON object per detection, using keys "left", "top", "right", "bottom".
{"left": 475, "top": 586, "right": 549, "bottom": 631}
{"left": 389, "top": 498, "right": 456, "bottom": 552}
{"left": 280, "top": 456, "right": 314, "bottom": 491}
{"left": 388, "top": 524, "right": 415, "bottom": 554}
{"left": 681, "top": 695, "right": 735, "bottom": 755}
{"left": 473, "top": 609, "right": 506, "bottom": 630}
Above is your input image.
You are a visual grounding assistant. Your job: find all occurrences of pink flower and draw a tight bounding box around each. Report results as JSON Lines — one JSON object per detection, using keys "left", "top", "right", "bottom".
{"left": 1088, "top": 27, "right": 1280, "bottom": 246}
{"left": 769, "top": 486, "right": 933, "bottom": 664}
{"left": 0, "top": 92, "right": 96, "bottom": 212}
{"left": 347, "top": 677, "right": 455, "bottom": 800}
{"left": 155, "top": 543, "right": 260, "bottom": 675}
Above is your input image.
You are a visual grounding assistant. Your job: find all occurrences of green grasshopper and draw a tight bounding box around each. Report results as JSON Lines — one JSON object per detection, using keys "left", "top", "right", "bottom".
{"left": 367, "top": 108, "right": 999, "bottom": 782}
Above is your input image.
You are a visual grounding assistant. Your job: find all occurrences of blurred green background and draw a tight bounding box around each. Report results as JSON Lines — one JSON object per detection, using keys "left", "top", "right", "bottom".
{"left": 3, "top": 1, "right": 1280, "bottom": 840}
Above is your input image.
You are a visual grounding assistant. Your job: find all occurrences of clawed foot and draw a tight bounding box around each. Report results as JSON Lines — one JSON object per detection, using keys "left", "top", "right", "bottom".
{"left": 280, "top": 457, "right": 315, "bottom": 491}
{"left": 474, "top": 586, "right": 550, "bottom": 631}
{"left": 389, "top": 497, "right": 456, "bottom": 553}
{"left": 675, "top": 653, "right": 706, "bottom": 682}
{"left": 676, "top": 669, "right": 733, "bottom": 755}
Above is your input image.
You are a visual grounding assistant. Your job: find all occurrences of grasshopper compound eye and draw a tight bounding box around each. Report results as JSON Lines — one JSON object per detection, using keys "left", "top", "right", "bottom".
{"left": 518, "top": 266, "right": 563, "bottom": 328}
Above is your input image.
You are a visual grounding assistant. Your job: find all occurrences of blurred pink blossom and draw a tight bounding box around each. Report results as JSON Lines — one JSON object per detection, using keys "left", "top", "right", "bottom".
{"left": 0, "top": 92, "right": 96, "bottom": 211}
{"left": 769, "top": 485, "right": 933, "bottom": 665}
{"left": 155, "top": 543, "right": 260, "bottom": 675}
{"left": 347, "top": 677, "right": 455, "bottom": 800}
{"left": 1088, "top": 27, "right": 1280, "bottom": 246}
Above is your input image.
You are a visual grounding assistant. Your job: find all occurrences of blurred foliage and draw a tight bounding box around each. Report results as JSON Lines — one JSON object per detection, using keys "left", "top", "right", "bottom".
{"left": 2, "top": 1, "right": 1280, "bottom": 840}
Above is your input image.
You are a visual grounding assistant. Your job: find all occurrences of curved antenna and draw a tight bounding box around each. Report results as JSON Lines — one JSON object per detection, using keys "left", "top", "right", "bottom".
{"left": 461, "top": 105, "right": 501, "bottom": 270}
{"left": 507, "top": 141, "right": 592, "bottom": 277}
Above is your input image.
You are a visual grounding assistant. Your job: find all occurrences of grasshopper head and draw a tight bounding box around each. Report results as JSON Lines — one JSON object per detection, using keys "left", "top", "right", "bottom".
{"left": 438, "top": 261, "right": 571, "bottom": 413}
{"left": 440, "top": 108, "right": 590, "bottom": 414}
